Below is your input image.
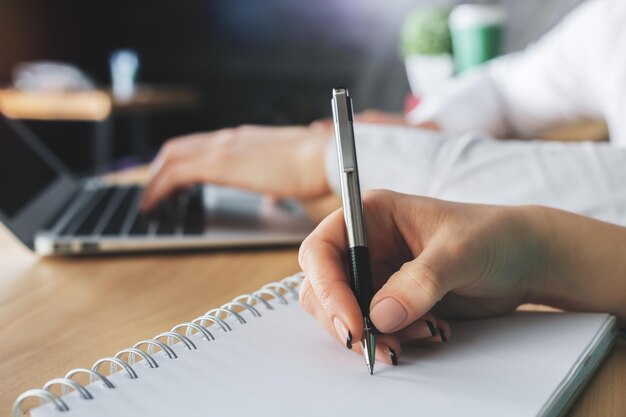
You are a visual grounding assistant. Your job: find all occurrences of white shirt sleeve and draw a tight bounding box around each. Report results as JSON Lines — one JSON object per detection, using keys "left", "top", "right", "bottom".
{"left": 322, "top": 1, "right": 626, "bottom": 224}
{"left": 323, "top": 123, "right": 626, "bottom": 226}
{"left": 325, "top": 123, "right": 450, "bottom": 195}
{"left": 407, "top": 0, "right": 607, "bottom": 138}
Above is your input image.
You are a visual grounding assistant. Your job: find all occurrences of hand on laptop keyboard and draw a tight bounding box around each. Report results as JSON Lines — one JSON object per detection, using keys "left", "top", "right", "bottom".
{"left": 140, "top": 125, "right": 332, "bottom": 212}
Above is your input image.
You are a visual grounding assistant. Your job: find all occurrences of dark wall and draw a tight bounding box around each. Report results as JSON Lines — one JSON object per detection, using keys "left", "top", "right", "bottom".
{"left": 0, "top": 1, "right": 380, "bottom": 126}
{"left": 0, "top": 0, "right": 586, "bottom": 173}
{"left": 1, "top": 1, "right": 398, "bottom": 173}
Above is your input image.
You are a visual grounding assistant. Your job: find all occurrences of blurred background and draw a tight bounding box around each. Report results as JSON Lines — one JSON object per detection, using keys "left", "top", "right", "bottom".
{"left": 0, "top": 0, "right": 585, "bottom": 174}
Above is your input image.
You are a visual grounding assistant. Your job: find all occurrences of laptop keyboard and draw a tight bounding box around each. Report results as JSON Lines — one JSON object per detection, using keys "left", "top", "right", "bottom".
{"left": 59, "top": 185, "right": 205, "bottom": 237}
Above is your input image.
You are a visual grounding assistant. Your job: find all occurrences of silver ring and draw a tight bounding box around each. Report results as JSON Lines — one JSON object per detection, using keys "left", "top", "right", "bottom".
{"left": 154, "top": 332, "right": 197, "bottom": 350}
{"left": 262, "top": 282, "right": 298, "bottom": 300}
{"left": 114, "top": 348, "right": 158, "bottom": 369}
{"left": 133, "top": 339, "right": 177, "bottom": 359}
{"left": 92, "top": 357, "right": 138, "bottom": 379}
{"left": 13, "top": 389, "right": 69, "bottom": 417}
{"left": 233, "top": 293, "right": 274, "bottom": 310}
{"left": 43, "top": 377, "right": 92, "bottom": 400}
{"left": 221, "top": 301, "right": 262, "bottom": 317}
{"left": 205, "top": 308, "right": 246, "bottom": 324}
{"left": 192, "top": 315, "right": 231, "bottom": 332}
{"left": 171, "top": 322, "right": 215, "bottom": 341}
{"left": 253, "top": 289, "right": 288, "bottom": 305}
{"left": 65, "top": 368, "right": 115, "bottom": 389}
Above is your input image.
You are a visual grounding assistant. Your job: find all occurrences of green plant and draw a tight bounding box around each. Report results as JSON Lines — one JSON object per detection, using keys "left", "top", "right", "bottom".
{"left": 401, "top": 6, "right": 452, "bottom": 57}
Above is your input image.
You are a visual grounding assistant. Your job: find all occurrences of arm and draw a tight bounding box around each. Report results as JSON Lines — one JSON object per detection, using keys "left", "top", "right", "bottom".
{"left": 529, "top": 206, "right": 626, "bottom": 324}
{"left": 141, "top": 116, "right": 424, "bottom": 211}
{"left": 140, "top": 125, "right": 332, "bottom": 211}
{"left": 408, "top": 0, "right": 607, "bottom": 138}
{"left": 141, "top": 115, "right": 438, "bottom": 211}
{"left": 298, "top": 191, "right": 626, "bottom": 362}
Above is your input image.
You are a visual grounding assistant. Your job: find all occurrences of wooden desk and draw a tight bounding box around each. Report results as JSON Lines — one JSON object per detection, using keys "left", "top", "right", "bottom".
{"left": 0, "top": 87, "right": 199, "bottom": 122}
{"left": 0, "top": 189, "right": 624, "bottom": 416}
{"left": 0, "top": 87, "right": 200, "bottom": 173}
{"left": 539, "top": 120, "right": 609, "bottom": 142}
{"left": 0, "top": 225, "right": 302, "bottom": 415}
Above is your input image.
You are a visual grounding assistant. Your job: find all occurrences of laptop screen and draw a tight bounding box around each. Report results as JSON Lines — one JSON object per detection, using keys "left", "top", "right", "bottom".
{"left": 0, "top": 117, "right": 60, "bottom": 218}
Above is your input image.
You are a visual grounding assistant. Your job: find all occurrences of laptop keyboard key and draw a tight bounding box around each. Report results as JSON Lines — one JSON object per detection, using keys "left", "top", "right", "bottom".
{"left": 155, "top": 200, "right": 178, "bottom": 235}
{"left": 61, "top": 188, "right": 105, "bottom": 236}
{"left": 102, "top": 187, "right": 139, "bottom": 235}
{"left": 183, "top": 188, "right": 205, "bottom": 235}
{"left": 74, "top": 188, "right": 115, "bottom": 235}
{"left": 129, "top": 212, "right": 152, "bottom": 235}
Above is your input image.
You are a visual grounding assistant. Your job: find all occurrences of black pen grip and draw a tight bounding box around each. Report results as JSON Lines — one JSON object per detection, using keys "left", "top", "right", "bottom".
{"left": 348, "top": 246, "right": 374, "bottom": 315}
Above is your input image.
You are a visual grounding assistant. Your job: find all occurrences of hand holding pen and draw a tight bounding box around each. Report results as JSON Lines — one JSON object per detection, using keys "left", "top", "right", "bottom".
{"left": 297, "top": 89, "right": 451, "bottom": 370}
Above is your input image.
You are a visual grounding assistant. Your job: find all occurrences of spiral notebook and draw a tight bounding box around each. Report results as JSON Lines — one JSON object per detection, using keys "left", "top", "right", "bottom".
{"left": 15, "top": 273, "right": 617, "bottom": 417}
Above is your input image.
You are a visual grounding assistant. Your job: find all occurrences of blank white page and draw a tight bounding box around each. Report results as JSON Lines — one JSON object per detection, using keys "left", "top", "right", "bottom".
{"left": 32, "top": 301, "right": 612, "bottom": 417}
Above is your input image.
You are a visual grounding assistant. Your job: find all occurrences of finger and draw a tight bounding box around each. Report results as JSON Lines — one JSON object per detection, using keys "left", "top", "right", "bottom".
{"left": 299, "top": 209, "right": 364, "bottom": 342}
{"left": 374, "top": 334, "right": 402, "bottom": 366}
{"left": 396, "top": 313, "right": 439, "bottom": 344}
{"left": 150, "top": 133, "right": 213, "bottom": 173}
{"left": 344, "top": 335, "right": 402, "bottom": 366}
{"left": 300, "top": 278, "right": 405, "bottom": 367}
{"left": 142, "top": 132, "right": 228, "bottom": 211}
{"left": 435, "top": 319, "right": 451, "bottom": 343}
{"left": 141, "top": 154, "right": 210, "bottom": 212}
{"left": 369, "top": 244, "right": 450, "bottom": 334}
{"left": 299, "top": 278, "right": 348, "bottom": 347}
{"left": 308, "top": 118, "right": 333, "bottom": 132}
{"left": 352, "top": 335, "right": 402, "bottom": 366}
{"left": 407, "top": 319, "right": 451, "bottom": 345}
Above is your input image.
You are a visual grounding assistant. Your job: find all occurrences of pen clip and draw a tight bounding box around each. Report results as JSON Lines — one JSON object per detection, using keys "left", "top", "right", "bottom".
{"left": 332, "top": 88, "right": 356, "bottom": 173}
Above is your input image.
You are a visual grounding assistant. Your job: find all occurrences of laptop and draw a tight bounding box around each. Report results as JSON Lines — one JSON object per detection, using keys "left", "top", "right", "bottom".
{"left": 0, "top": 115, "right": 314, "bottom": 255}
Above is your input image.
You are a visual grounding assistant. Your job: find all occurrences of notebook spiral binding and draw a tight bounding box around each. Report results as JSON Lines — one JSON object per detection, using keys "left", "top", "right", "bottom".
{"left": 13, "top": 272, "right": 305, "bottom": 417}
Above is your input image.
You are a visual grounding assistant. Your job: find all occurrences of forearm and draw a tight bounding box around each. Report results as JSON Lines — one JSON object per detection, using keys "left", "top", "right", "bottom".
{"left": 526, "top": 206, "right": 626, "bottom": 326}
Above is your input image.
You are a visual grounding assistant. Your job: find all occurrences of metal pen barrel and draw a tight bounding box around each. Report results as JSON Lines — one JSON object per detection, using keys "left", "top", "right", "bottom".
{"left": 332, "top": 88, "right": 367, "bottom": 248}
{"left": 331, "top": 87, "right": 376, "bottom": 374}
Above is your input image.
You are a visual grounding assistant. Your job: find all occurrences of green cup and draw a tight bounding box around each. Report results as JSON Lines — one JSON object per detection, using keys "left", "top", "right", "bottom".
{"left": 449, "top": 5, "right": 505, "bottom": 74}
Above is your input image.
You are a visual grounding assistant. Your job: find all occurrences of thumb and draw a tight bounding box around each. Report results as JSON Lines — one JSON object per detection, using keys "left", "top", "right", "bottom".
{"left": 369, "top": 256, "right": 447, "bottom": 334}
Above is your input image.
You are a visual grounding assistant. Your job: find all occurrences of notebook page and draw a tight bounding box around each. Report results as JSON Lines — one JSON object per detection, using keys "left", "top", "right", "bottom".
{"left": 32, "top": 302, "right": 610, "bottom": 417}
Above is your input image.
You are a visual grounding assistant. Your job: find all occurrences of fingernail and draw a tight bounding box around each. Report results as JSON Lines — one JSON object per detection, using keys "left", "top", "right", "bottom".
{"left": 439, "top": 328, "right": 448, "bottom": 343}
{"left": 405, "top": 320, "right": 436, "bottom": 340}
{"left": 376, "top": 344, "right": 398, "bottom": 366}
{"left": 389, "top": 348, "right": 398, "bottom": 366}
{"left": 426, "top": 320, "right": 437, "bottom": 336}
{"left": 333, "top": 317, "right": 352, "bottom": 349}
{"left": 369, "top": 298, "right": 407, "bottom": 333}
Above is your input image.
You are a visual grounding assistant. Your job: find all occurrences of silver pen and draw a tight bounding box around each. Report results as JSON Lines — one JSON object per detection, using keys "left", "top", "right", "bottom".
{"left": 331, "top": 87, "right": 376, "bottom": 375}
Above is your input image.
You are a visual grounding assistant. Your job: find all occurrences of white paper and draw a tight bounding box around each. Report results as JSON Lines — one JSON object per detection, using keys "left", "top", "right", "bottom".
{"left": 31, "top": 300, "right": 611, "bottom": 417}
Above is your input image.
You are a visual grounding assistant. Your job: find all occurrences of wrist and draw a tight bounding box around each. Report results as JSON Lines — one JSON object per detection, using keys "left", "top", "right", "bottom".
{"left": 523, "top": 207, "right": 626, "bottom": 325}
{"left": 298, "top": 131, "right": 332, "bottom": 198}
{"left": 519, "top": 205, "right": 557, "bottom": 305}
{"left": 522, "top": 206, "right": 588, "bottom": 311}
